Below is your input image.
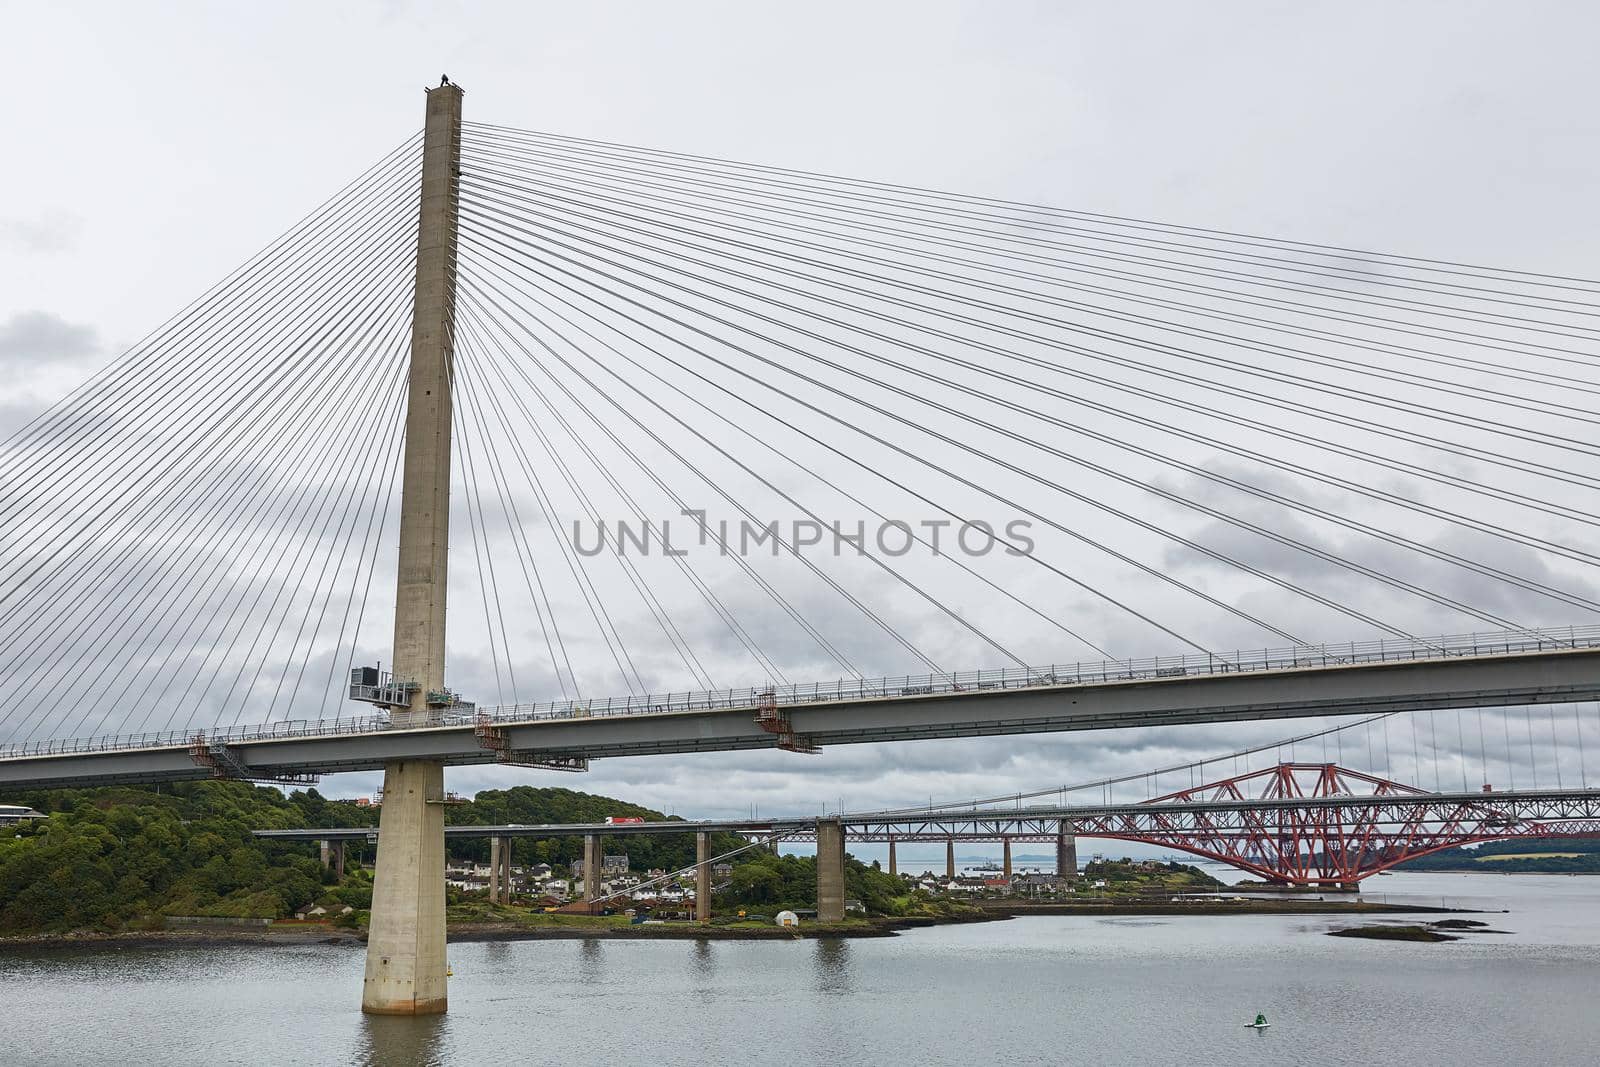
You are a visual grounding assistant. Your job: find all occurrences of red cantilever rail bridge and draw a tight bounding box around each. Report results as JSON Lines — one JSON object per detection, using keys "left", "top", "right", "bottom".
{"left": 833, "top": 763, "right": 1600, "bottom": 886}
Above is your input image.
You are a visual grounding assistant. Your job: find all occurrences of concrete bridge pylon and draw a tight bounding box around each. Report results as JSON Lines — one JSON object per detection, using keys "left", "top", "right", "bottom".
{"left": 361, "top": 80, "right": 464, "bottom": 1018}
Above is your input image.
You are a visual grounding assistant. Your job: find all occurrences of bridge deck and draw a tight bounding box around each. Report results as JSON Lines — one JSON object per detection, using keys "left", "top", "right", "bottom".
{"left": 5, "top": 627, "right": 1600, "bottom": 790}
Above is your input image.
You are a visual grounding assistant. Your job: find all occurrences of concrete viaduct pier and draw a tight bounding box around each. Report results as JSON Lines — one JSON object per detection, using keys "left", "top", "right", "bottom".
{"left": 487, "top": 836, "right": 513, "bottom": 905}
{"left": 582, "top": 833, "right": 602, "bottom": 904}
{"left": 816, "top": 818, "right": 846, "bottom": 922}
{"left": 319, "top": 839, "right": 346, "bottom": 880}
{"left": 695, "top": 832, "right": 712, "bottom": 923}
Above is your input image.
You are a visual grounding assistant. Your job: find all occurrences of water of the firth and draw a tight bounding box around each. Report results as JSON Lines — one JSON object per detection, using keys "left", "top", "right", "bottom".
{"left": 1, "top": 871, "right": 1595, "bottom": 1066}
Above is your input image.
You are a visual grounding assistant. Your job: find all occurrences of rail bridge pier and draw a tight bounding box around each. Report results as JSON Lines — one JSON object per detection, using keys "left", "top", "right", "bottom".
{"left": 1056, "top": 821, "right": 1077, "bottom": 880}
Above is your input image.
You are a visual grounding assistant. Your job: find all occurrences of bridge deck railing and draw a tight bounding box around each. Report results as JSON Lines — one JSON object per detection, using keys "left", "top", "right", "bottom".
{"left": 4, "top": 624, "right": 1597, "bottom": 761}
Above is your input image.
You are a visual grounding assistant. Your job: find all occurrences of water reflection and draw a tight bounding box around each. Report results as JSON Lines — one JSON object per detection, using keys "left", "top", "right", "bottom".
{"left": 354, "top": 1013, "right": 448, "bottom": 1067}
{"left": 690, "top": 938, "right": 715, "bottom": 979}
{"left": 811, "top": 938, "right": 852, "bottom": 995}
{"left": 6, "top": 875, "right": 1600, "bottom": 1067}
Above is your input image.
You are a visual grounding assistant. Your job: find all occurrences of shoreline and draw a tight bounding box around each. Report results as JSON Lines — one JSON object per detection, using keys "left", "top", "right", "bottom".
{"left": 0, "top": 898, "right": 1483, "bottom": 951}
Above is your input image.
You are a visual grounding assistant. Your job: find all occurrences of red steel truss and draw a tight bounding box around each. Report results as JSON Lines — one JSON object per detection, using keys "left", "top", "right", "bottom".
{"left": 838, "top": 764, "right": 1600, "bottom": 885}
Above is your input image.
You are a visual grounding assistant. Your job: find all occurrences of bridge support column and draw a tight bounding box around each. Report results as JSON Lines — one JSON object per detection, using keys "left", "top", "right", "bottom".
{"left": 888, "top": 837, "right": 897, "bottom": 877}
{"left": 695, "top": 831, "right": 712, "bottom": 923}
{"left": 362, "top": 760, "right": 448, "bottom": 1015}
{"left": 816, "top": 818, "right": 846, "bottom": 923}
{"left": 321, "top": 838, "right": 346, "bottom": 878}
{"left": 1056, "top": 821, "right": 1077, "bottom": 881}
{"left": 946, "top": 838, "right": 956, "bottom": 881}
{"left": 1002, "top": 838, "right": 1012, "bottom": 881}
{"left": 362, "top": 78, "right": 463, "bottom": 1017}
{"left": 488, "top": 836, "right": 502, "bottom": 904}
{"left": 583, "top": 834, "right": 603, "bottom": 905}
{"left": 498, "top": 836, "right": 513, "bottom": 903}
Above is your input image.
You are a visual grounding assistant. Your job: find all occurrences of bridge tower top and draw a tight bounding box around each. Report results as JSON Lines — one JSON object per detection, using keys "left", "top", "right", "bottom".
{"left": 391, "top": 80, "right": 463, "bottom": 727}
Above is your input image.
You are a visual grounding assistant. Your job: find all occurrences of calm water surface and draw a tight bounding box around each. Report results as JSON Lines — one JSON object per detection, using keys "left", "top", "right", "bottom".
{"left": 2, "top": 872, "right": 1596, "bottom": 1066}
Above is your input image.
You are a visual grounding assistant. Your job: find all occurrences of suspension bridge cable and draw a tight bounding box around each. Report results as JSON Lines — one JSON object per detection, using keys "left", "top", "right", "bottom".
{"left": 456, "top": 223, "right": 1245, "bottom": 653}
{"left": 446, "top": 337, "right": 580, "bottom": 701}
{"left": 1, "top": 236, "right": 418, "bottom": 742}
{"left": 459, "top": 171, "right": 1600, "bottom": 465}
{"left": 456, "top": 291, "right": 863, "bottom": 680}
{"left": 461, "top": 133, "right": 1600, "bottom": 392}
{"left": 0, "top": 182, "right": 422, "bottom": 619}
{"left": 458, "top": 213, "right": 1442, "bottom": 642}
{"left": 454, "top": 169, "right": 1600, "bottom": 502}
{"left": 0, "top": 134, "right": 422, "bottom": 486}
{"left": 458, "top": 322, "right": 682, "bottom": 695}
{"left": 456, "top": 185, "right": 1596, "bottom": 623}
{"left": 199, "top": 275, "right": 422, "bottom": 732}
{"left": 463, "top": 123, "right": 1600, "bottom": 294}
{"left": 455, "top": 316, "right": 788, "bottom": 686}
{"left": 0, "top": 162, "right": 422, "bottom": 551}
{"left": 457, "top": 273, "right": 932, "bottom": 673}
{"left": 52, "top": 317, "right": 411, "bottom": 743}
{"left": 468, "top": 155, "right": 1600, "bottom": 427}
{"left": 455, "top": 326, "right": 716, "bottom": 691}
{"left": 461, "top": 140, "right": 1600, "bottom": 382}
{"left": 261, "top": 348, "right": 413, "bottom": 725}
{"left": 446, "top": 317, "right": 652, "bottom": 696}
{"left": 461, "top": 130, "right": 1600, "bottom": 338}
{"left": 457, "top": 276, "right": 1010, "bottom": 674}
{"left": 465, "top": 256, "right": 1113, "bottom": 661}
{"left": 452, "top": 358, "right": 514, "bottom": 705}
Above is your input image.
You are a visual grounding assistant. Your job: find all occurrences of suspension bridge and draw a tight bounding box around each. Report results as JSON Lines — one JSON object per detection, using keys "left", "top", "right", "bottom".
{"left": 5, "top": 81, "right": 1600, "bottom": 1014}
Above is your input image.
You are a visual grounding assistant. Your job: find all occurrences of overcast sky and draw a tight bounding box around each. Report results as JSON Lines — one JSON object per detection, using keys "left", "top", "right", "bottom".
{"left": 3, "top": 2, "right": 1599, "bottom": 855}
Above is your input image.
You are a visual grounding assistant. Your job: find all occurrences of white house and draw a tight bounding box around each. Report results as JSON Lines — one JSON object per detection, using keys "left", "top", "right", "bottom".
{"left": 0, "top": 804, "right": 45, "bottom": 827}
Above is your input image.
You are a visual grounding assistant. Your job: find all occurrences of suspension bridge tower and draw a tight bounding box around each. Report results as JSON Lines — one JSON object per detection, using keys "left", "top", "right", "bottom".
{"left": 361, "top": 79, "right": 464, "bottom": 1016}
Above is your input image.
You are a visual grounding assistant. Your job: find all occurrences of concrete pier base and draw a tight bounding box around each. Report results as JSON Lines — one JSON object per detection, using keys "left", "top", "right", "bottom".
{"left": 1002, "top": 838, "right": 1012, "bottom": 880}
{"left": 946, "top": 838, "right": 956, "bottom": 880}
{"left": 816, "top": 818, "right": 845, "bottom": 923}
{"left": 888, "top": 837, "right": 897, "bottom": 877}
{"left": 695, "top": 831, "right": 712, "bottom": 923}
{"left": 361, "top": 760, "right": 448, "bottom": 1016}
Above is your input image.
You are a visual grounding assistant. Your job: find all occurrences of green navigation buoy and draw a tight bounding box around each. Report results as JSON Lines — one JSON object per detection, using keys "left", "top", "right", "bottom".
{"left": 1247, "top": 1013, "right": 1271, "bottom": 1030}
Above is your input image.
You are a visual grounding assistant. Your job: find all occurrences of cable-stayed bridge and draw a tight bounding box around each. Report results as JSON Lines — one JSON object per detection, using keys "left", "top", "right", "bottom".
{"left": 5, "top": 81, "right": 1600, "bottom": 1013}
{"left": 3, "top": 625, "right": 1600, "bottom": 789}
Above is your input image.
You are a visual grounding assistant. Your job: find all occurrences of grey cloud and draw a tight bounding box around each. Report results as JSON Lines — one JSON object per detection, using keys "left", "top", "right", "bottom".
{"left": 0, "top": 213, "right": 80, "bottom": 254}
{"left": 0, "top": 310, "right": 99, "bottom": 371}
